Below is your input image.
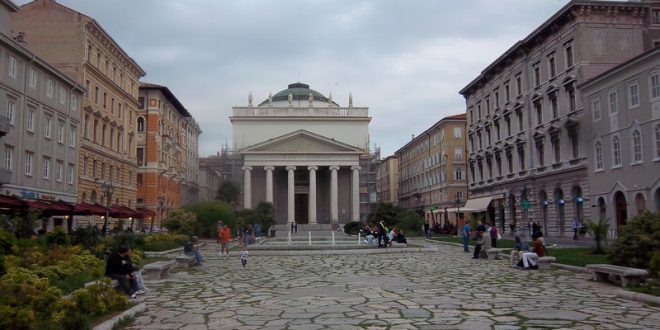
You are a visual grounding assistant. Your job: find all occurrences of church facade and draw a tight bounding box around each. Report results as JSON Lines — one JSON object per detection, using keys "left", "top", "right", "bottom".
{"left": 230, "top": 82, "right": 371, "bottom": 225}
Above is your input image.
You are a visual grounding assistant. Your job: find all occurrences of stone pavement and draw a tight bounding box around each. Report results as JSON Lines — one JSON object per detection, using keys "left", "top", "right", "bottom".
{"left": 127, "top": 239, "right": 660, "bottom": 329}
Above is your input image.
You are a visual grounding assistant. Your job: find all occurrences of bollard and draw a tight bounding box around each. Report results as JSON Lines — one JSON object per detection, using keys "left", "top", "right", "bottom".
{"left": 288, "top": 231, "right": 291, "bottom": 246}
{"left": 358, "top": 232, "right": 361, "bottom": 245}
{"left": 332, "top": 231, "right": 335, "bottom": 246}
{"left": 308, "top": 231, "right": 312, "bottom": 245}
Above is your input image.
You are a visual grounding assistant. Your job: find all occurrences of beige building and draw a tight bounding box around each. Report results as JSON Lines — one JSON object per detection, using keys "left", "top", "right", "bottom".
{"left": 376, "top": 155, "right": 399, "bottom": 205}
{"left": 1, "top": 0, "right": 84, "bottom": 210}
{"left": 459, "top": 0, "right": 660, "bottom": 237}
{"left": 12, "top": 0, "right": 146, "bottom": 212}
{"left": 198, "top": 159, "right": 221, "bottom": 202}
{"left": 581, "top": 46, "right": 660, "bottom": 237}
{"left": 395, "top": 114, "right": 467, "bottom": 217}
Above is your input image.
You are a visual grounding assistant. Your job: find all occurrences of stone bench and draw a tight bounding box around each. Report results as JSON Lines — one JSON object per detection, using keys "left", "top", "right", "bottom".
{"left": 537, "top": 256, "right": 556, "bottom": 270}
{"left": 143, "top": 260, "right": 175, "bottom": 280}
{"left": 485, "top": 248, "right": 505, "bottom": 260}
{"left": 175, "top": 254, "right": 196, "bottom": 268}
{"left": 84, "top": 279, "right": 119, "bottom": 289}
{"left": 586, "top": 264, "right": 649, "bottom": 288}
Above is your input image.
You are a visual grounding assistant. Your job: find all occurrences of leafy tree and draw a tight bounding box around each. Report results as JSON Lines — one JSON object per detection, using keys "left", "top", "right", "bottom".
{"left": 162, "top": 208, "right": 197, "bottom": 237}
{"left": 608, "top": 211, "right": 660, "bottom": 269}
{"left": 217, "top": 180, "right": 240, "bottom": 204}
{"left": 587, "top": 217, "right": 611, "bottom": 254}
{"left": 367, "top": 203, "right": 400, "bottom": 228}
{"left": 183, "top": 201, "right": 236, "bottom": 237}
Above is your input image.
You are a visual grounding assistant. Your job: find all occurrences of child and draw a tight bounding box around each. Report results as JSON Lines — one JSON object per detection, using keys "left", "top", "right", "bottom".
{"left": 239, "top": 245, "right": 249, "bottom": 268}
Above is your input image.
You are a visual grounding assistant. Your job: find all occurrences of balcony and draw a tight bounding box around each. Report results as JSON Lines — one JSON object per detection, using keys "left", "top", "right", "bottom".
{"left": 0, "top": 115, "right": 10, "bottom": 137}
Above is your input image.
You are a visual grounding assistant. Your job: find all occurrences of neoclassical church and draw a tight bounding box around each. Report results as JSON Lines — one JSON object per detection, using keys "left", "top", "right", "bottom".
{"left": 230, "top": 82, "right": 372, "bottom": 225}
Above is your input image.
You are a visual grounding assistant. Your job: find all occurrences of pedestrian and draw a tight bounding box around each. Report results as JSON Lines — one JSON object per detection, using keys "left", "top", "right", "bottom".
{"left": 294, "top": 222, "right": 298, "bottom": 233}
{"left": 472, "top": 231, "right": 487, "bottom": 259}
{"left": 462, "top": 221, "right": 472, "bottom": 252}
{"left": 291, "top": 221, "right": 294, "bottom": 233}
{"left": 572, "top": 218, "right": 580, "bottom": 240}
{"left": 239, "top": 244, "right": 249, "bottom": 268}
{"left": 490, "top": 224, "right": 499, "bottom": 248}
{"left": 423, "top": 217, "right": 430, "bottom": 239}
{"left": 219, "top": 225, "right": 231, "bottom": 258}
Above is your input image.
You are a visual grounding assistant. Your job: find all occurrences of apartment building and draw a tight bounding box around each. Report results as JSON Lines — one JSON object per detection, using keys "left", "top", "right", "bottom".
{"left": 376, "top": 155, "right": 399, "bottom": 205}
{"left": 138, "top": 83, "right": 196, "bottom": 227}
{"left": 1, "top": 0, "right": 84, "bottom": 210}
{"left": 581, "top": 46, "right": 660, "bottom": 237}
{"left": 181, "top": 117, "right": 202, "bottom": 205}
{"left": 459, "top": 0, "right": 660, "bottom": 237}
{"left": 395, "top": 114, "right": 468, "bottom": 216}
{"left": 12, "top": 0, "right": 146, "bottom": 215}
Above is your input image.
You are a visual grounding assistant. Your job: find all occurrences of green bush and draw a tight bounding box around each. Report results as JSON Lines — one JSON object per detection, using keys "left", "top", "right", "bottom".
{"left": 0, "top": 268, "right": 64, "bottom": 329}
{"left": 107, "top": 232, "right": 145, "bottom": 252}
{"left": 162, "top": 209, "right": 197, "bottom": 236}
{"left": 0, "top": 230, "right": 16, "bottom": 255}
{"left": 343, "top": 221, "right": 360, "bottom": 235}
{"left": 143, "top": 233, "right": 187, "bottom": 251}
{"left": 397, "top": 209, "right": 423, "bottom": 234}
{"left": 184, "top": 201, "right": 236, "bottom": 237}
{"left": 70, "top": 226, "right": 103, "bottom": 253}
{"left": 367, "top": 203, "right": 423, "bottom": 234}
{"left": 43, "top": 227, "right": 71, "bottom": 247}
{"left": 608, "top": 211, "right": 660, "bottom": 270}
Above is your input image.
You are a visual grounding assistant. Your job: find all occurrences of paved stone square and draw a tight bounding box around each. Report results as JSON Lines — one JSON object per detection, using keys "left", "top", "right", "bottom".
{"left": 128, "top": 240, "right": 660, "bottom": 329}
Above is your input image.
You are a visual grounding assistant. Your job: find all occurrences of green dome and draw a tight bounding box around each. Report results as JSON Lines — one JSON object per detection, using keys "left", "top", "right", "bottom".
{"left": 259, "top": 82, "right": 335, "bottom": 106}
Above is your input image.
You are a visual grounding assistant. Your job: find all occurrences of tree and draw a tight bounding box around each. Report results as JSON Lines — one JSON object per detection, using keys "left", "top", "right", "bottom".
{"left": 367, "top": 203, "right": 423, "bottom": 234}
{"left": 587, "top": 217, "right": 610, "bottom": 254}
{"left": 608, "top": 211, "right": 660, "bottom": 269}
{"left": 183, "top": 201, "right": 236, "bottom": 237}
{"left": 162, "top": 209, "right": 197, "bottom": 237}
{"left": 217, "top": 180, "right": 240, "bottom": 204}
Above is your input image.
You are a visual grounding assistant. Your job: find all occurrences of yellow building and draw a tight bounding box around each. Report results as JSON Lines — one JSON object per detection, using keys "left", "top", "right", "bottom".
{"left": 376, "top": 155, "right": 398, "bottom": 205}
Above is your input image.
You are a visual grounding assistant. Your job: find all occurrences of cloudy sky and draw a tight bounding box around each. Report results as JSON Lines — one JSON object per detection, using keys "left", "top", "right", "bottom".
{"left": 16, "top": 0, "right": 570, "bottom": 157}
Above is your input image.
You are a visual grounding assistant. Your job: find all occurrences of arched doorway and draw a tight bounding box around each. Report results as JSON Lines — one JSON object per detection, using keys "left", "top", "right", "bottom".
{"left": 634, "top": 193, "right": 646, "bottom": 215}
{"left": 597, "top": 197, "right": 606, "bottom": 222}
{"left": 571, "top": 185, "right": 584, "bottom": 223}
{"left": 614, "top": 191, "right": 628, "bottom": 231}
{"left": 539, "top": 190, "right": 548, "bottom": 236}
{"left": 555, "top": 188, "right": 565, "bottom": 236}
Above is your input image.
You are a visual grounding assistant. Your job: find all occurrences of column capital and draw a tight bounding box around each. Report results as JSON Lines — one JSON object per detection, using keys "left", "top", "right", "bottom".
{"left": 351, "top": 165, "right": 361, "bottom": 171}
{"left": 286, "top": 165, "right": 296, "bottom": 171}
{"left": 242, "top": 166, "right": 253, "bottom": 171}
{"left": 307, "top": 165, "right": 318, "bottom": 171}
{"left": 329, "top": 165, "right": 340, "bottom": 171}
{"left": 264, "top": 165, "right": 275, "bottom": 171}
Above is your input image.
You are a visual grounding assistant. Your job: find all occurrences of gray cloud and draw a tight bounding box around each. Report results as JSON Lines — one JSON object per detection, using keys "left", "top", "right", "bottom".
{"left": 15, "top": 0, "right": 570, "bottom": 157}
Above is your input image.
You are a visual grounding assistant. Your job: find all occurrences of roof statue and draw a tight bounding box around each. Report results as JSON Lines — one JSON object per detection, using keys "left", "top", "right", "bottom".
{"left": 248, "top": 92, "right": 253, "bottom": 107}
{"left": 349, "top": 92, "right": 353, "bottom": 107}
{"left": 268, "top": 92, "right": 273, "bottom": 104}
{"left": 308, "top": 91, "right": 314, "bottom": 106}
{"left": 328, "top": 92, "right": 333, "bottom": 105}
{"left": 288, "top": 93, "right": 293, "bottom": 105}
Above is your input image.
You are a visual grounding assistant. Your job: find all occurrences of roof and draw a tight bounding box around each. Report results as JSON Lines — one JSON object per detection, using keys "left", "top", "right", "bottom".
{"left": 140, "top": 82, "right": 191, "bottom": 117}
{"left": 258, "top": 82, "right": 339, "bottom": 106}
{"left": 394, "top": 113, "right": 467, "bottom": 155}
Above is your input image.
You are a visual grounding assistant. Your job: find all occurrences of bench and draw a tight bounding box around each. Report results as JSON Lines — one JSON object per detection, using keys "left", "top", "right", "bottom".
{"left": 586, "top": 264, "right": 649, "bottom": 288}
{"left": 485, "top": 248, "right": 505, "bottom": 260}
{"left": 142, "top": 260, "right": 175, "bottom": 280}
{"left": 84, "top": 279, "right": 119, "bottom": 289}
{"left": 537, "top": 256, "right": 556, "bottom": 270}
{"left": 175, "top": 254, "right": 196, "bottom": 268}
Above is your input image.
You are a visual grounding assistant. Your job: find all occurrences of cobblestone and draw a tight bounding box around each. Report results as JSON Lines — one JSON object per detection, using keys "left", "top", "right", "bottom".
{"left": 126, "top": 239, "right": 660, "bottom": 329}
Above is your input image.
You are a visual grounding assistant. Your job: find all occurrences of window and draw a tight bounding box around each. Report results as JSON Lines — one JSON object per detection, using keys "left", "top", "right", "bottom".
{"left": 138, "top": 97, "right": 145, "bottom": 109}
{"left": 632, "top": 130, "right": 642, "bottom": 163}
{"left": 8, "top": 56, "right": 17, "bottom": 78}
{"left": 548, "top": 53, "right": 556, "bottom": 78}
{"left": 454, "top": 148, "right": 463, "bottom": 161}
{"left": 454, "top": 168, "right": 464, "bottom": 181}
{"left": 612, "top": 135, "right": 622, "bottom": 167}
{"left": 85, "top": 80, "right": 90, "bottom": 98}
{"left": 87, "top": 44, "right": 92, "bottom": 62}
{"left": 25, "top": 152, "right": 33, "bottom": 176}
{"left": 477, "top": 103, "right": 482, "bottom": 119}
{"left": 567, "top": 87, "right": 576, "bottom": 112}
{"left": 453, "top": 127, "right": 462, "bottom": 138}
{"left": 550, "top": 93, "right": 559, "bottom": 119}
{"left": 552, "top": 137, "right": 561, "bottom": 163}
{"left": 42, "top": 157, "right": 50, "bottom": 179}
{"left": 103, "top": 92, "right": 107, "bottom": 109}
{"left": 570, "top": 133, "right": 579, "bottom": 159}
{"left": 6, "top": 99, "right": 15, "bottom": 124}
{"left": 595, "top": 141, "right": 603, "bottom": 170}
{"left": 609, "top": 91, "right": 619, "bottom": 130}
{"left": 628, "top": 83, "right": 639, "bottom": 108}
{"left": 129, "top": 111, "right": 133, "bottom": 126}
{"left": 58, "top": 120, "right": 65, "bottom": 143}
{"left": 46, "top": 79, "right": 54, "bottom": 97}
{"left": 533, "top": 64, "right": 541, "bottom": 87}
{"left": 506, "top": 150, "right": 513, "bottom": 174}
{"left": 69, "top": 125, "right": 76, "bottom": 147}
{"left": 94, "top": 86, "right": 99, "bottom": 104}
{"left": 101, "top": 162, "right": 105, "bottom": 180}
{"left": 82, "top": 157, "right": 88, "bottom": 176}
{"left": 110, "top": 128, "right": 114, "bottom": 149}
{"left": 505, "top": 115, "right": 511, "bottom": 137}
{"left": 515, "top": 74, "right": 522, "bottom": 96}
{"left": 93, "top": 120, "right": 98, "bottom": 143}
{"left": 592, "top": 98, "right": 601, "bottom": 121}
{"left": 137, "top": 117, "right": 145, "bottom": 132}
{"left": 494, "top": 120, "right": 501, "bottom": 140}
{"left": 655, "top": 124, "right": 660, "bottom": 159}
{"left": 517, "top": 111, "right": 524, "bottom": 131}
{"left": 56, "top": 161, "right": 63, "bottom": 182}
{"left": 102, "top": 124, "right": 107, "bottom": 146}
{"left": 653, "top": 9, "right": 660, "bottom": 24}
{"left": 537, "top": 143, "right": 545, "bottom": 166}
{"left": 651, "top": 72, "right": 660, "bottom": 99}
{"left": 565, "top": 42, "right": 574, "bottom": 68}
{"left": 4, "top": 146, "right": 13, "bottom": 171}
{"left": 111, "top": 97, "right": 115, "bottom": 114}
{"left": 59, "top": 87, "right": 66, "bottom": 105}
{"left": 534, "top": 100, "right": 543, "bottom": 125}
{"left": 44, "top": 116, "right": 52, "bottom": 138}
{"left": 505, "top": 82, "right": 510, "bottom": 102}
{"left": 29, "top": 68, "right": 37, "bottom": 88}
{"left": 26, "top": 109, "right": 35, "bottom": 132}
{"left": 518, "top": 147, "right": 526, "bottom": 171}
{"left": 494, "top": 91, "right": 499, "bottom": 108}
{"left": 68, "top": 164, "right": 74, "bottom": 184}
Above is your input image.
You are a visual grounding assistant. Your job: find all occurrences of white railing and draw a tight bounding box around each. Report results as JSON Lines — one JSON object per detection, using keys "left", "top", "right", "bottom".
{"left": 233, "top": 107, "right": 369, "bottom": 117}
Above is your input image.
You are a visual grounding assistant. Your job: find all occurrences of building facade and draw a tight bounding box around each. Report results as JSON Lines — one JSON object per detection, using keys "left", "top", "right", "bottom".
{"left": 181, "top": 117, "right": 201, "bottom": 205}
{"left": 198, "top": 160, "right": 221, "bottom": 202}
{"left": 581, "top": 46, "right": 660, "bottom": 237}
{"left": 459, "top": 0, "right": 660, "bottom": 237}
{"left": 12, "top": 0, "right": 146, "bottom": 216}
{"left": 376, "top": 155, "right": 399, "bottom": 205}
{"left": 395, "top": 114, "right": 468, "bottom": 216}
{"left": 137, "top": 83, "right": 197, "bottom": 227}
{"left": 1, "top": 0, "right": 84, "bottom": 207}
{"left": 231, "top": 82, "right": 372, "bottom": 225}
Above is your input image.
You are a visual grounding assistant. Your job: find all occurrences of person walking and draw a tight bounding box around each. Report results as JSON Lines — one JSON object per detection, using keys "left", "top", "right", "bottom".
{"left": 572, "top": 218, "right": 580, "bottom": 240}
{"left": 239, "top": 244, "right": 249, "bottom": 268}
{"left": 219, "top": 225, "right": 231, "bottom": 258}
{"left": 462, "top": 222, "right": 472, "bottom": 252}
{"left": 490, "top": 224, "right": 499, "bottom": 248}
{"left": 423, "top": 218, "right": 430, "bottom": 239}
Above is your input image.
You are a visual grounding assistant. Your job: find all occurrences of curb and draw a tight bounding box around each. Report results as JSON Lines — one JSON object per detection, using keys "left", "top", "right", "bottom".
{"left": 144, "top": 242, "right": 207, "bottom": 257}
{"left": 243, "top": 246, "right": 438, "bottom": 256}
{"left": 93, "top": 302, "right": 146, "bottom": 330}
{"left": 615, "top": 289, "right": 660, "bottom": 305}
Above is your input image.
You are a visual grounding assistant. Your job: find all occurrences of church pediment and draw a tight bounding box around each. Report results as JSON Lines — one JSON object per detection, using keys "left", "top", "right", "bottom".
{"left": 241, "top": 129, "right": 363, "bottom": 154}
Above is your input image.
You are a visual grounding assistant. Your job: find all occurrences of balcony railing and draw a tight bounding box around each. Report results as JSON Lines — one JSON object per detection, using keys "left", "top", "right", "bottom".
{"left": 233, "top": 106, "right": 368, "bottom": 117}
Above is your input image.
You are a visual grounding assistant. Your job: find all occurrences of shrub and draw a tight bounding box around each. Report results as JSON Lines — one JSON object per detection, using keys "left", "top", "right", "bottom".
{"left": 0, "top": 230, "right": 16, "bottom": 255}
{"left": 184, "top": 201, "right": 236, "bottom": 237}
{"left": 343, "top": 221, "right": 360, "bottom": 235}
{"left": 162, "top": 209, "right": 197, "bottom": 236}
{"left": 143, "top": 233, "right": 187, "bottom": 251}
{"left": 107, "top": 232, "right": 145, "bottom": 253}
{"left": 0, "top": 268, "right": 64, "bottom": 329}
{"left": 43, "top": 227, "right": 70, "bottom": 247}
{"left": 70, "top": 226, "right": 103, "bottom": 253}
{"left": 398, "top": 209, "right": 423, "bottom": 234}
{"left": 608, "top": 211, "right": 660, "bottom": 270}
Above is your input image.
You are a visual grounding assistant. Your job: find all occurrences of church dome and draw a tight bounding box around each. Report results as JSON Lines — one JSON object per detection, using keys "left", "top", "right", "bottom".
{"left": 258, "top": 82, "right": 338, "bottom": 107}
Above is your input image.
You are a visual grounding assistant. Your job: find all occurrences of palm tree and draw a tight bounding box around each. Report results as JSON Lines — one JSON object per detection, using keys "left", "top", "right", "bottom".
{"left": 588, "top": 217, "right": 611, "bottom": 254}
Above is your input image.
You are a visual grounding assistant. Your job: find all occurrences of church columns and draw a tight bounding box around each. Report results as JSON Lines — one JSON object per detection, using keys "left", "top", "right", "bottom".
{"left": 264, "top": 166, "right": 274, "bottom": 203}
{"left": 243, "top": 166, "right": 252, "bottom": 209}
{"left": 287, "top": 166, "right": 296, "bottom": 224}
{"left": 351, "top": 166, "right": 361, "bottom": 222}
{"left": 308, "top": 166, "right": 318, "bottom": 224}
{"left": 329, "top": 165, "right": 339, "bottom": 224}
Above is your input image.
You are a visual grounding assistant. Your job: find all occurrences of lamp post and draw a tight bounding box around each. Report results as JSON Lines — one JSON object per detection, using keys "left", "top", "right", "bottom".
{"left": 152, "top": 195, "right": 164, "bottom": 232}
{"left": 455, "top": 192, "right": 462, "bottom": 220}
{"left": 101, "top": 181, "right": 114, "bottom": 236}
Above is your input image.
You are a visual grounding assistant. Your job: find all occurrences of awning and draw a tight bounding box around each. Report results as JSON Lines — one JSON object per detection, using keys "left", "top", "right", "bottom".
{"left": 136, "top": 208, "right": 156, "bottom": 218}
{"left": 110, "top": 205, "right": 140, "bottom": 218}
{"left": 73, "top": 202, "right": 107, "bottom": 216}
{"left": 462, "top": 196, "right": 494, "bottom": 212}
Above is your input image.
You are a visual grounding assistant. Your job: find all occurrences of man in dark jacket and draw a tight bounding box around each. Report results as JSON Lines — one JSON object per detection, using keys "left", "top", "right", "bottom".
{"left": 105, "top": 246, "right": 138, "bottom": 298}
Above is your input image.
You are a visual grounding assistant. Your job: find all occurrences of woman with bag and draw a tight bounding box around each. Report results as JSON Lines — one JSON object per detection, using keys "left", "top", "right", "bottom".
{"left": 490, "top": 224, "right": 499, "bottom": 248}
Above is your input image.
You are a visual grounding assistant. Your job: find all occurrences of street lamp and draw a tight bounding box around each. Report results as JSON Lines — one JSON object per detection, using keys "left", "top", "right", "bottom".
{"left": 455, "top": 192, "right": 462, "bottom": 220}
{"left": 152, "top": 195, "right": 164, "bottom": 232}
{"left": 101, "top": 181, "right": 114, "bottom": 236}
